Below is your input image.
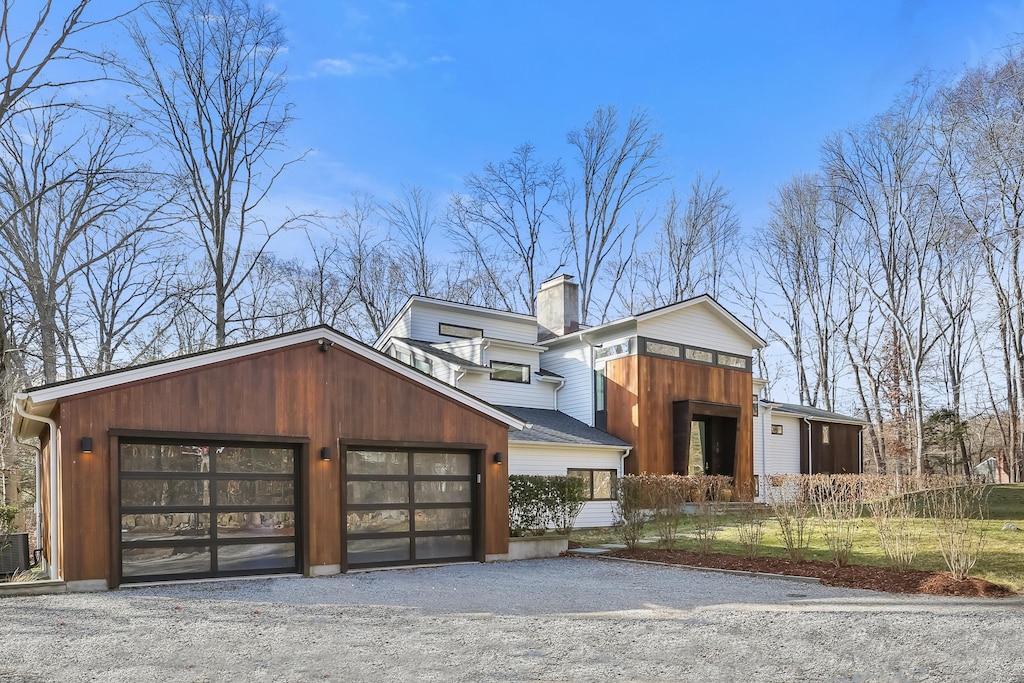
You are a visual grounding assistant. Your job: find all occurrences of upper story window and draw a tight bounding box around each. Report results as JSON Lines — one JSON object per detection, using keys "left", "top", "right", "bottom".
{"left": 646, "top": 340, "right": 681, "bottom": 358}
{"left": 684, "top": 347, "right": 714, "bottom": 363}
{"left": 414, "top": 357, "right": 432, "bottom": 374}
{"left": 439, "top": 322, "right": 483, "bottom": 339}
{"left": 595, "top": 337, "right": 633, "bottom": 360}
{"left": 490, "top": 361, "right": 530, "bottom": 383}
{"left": 771, "top": 424, "right": 784, "bottom": 435}
{"left": 392, "top": 348, "right": 412, "bottom": 365}
{"left": 717, "top": 353, "right": 749, "bottom": 370}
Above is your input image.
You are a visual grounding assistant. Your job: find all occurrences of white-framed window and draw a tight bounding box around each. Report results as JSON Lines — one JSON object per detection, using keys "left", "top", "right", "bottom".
{"left": 490, "top": 360, "right": 530, "bottom": 383}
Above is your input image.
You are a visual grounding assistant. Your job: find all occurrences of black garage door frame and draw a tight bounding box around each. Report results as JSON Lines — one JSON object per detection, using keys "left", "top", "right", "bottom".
{"left": 339, "top": 440, "right": 486, "bottom": 572}
{"left": 109, "top": 430, "right": 308, "bottom": 587}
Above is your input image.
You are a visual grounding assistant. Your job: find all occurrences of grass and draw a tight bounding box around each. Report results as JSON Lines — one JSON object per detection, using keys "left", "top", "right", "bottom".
{"left": 570, "top": 484, "right": 1024, "bottom": 593}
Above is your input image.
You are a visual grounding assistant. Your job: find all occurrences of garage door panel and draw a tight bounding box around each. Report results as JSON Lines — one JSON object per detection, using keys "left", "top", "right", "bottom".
{"left": 344, "top": 447, "right": 477, "bottom": 569}
{"left": 119, "top": 439, "right": 300, "bottom": 582}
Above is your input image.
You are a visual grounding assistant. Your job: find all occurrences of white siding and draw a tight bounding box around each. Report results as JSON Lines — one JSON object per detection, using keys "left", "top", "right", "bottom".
{"left": 508, "top": 444, "right": 623, "bottom": 527}
{"left": 637, "top": 302, "right": 755, "bottom": 356}
{"left": 459, "top": 369, "right": 554, "bottom": 409}
{"left": 753, "top": 408, "right": 802, "bottom": 499}
{"left": 409, "top": 302, "right": 537, "bottom": 344}
{"left": 540, "top": 344, "right": 593, "bottom": 425}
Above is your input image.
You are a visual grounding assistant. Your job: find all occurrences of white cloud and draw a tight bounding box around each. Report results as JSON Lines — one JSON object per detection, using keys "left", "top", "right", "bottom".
{"left": 313, "top": 52, "right": 410, "bottom": 77}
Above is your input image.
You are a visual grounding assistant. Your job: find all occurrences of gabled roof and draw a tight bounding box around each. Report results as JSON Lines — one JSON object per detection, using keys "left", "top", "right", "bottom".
{"left": 374, "top": 295, "right": 536, "bottom": 349}
{"left": 543, "top": 294, "right": 767, "bottom": 348}
{"left": 765, "top": 402, "right": 868, "bottom": 426}
{"left": 14, "top": 326, "right": 527, "bottom": 437}
{"left": 496, "top": 406, "right": 631, "bottom": 448}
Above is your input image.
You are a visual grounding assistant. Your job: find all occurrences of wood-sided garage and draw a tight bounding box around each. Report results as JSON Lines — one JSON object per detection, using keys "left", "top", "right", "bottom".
{"left": 13, "top": 327, "right": 524, "bottom": 590}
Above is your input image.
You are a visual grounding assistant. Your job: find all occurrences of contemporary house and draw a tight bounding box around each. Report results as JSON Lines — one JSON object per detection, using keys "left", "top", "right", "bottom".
{"left": 753, "top": 401, "right": 866, "bottom": 496}
{"left": 12, "top": 327, "right": 526, "bottom": 589}
{"left": 376, "top": 275, "right": 767, "bottom": 523}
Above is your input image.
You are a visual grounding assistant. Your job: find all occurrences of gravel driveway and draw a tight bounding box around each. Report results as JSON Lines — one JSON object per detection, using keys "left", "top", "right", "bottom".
{"left": 1, "top": 556, "right": 1022, "bottom": 682}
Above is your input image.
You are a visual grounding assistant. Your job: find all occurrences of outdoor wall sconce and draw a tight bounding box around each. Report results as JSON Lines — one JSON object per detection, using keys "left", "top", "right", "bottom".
{"left": 80, "top": 436, "right": 93, "bottom": 453}
{"left": 493, "top": 451, "right": 503, "bottom": 464}
{"left": 320, "top": 446, "right": 332, "bottom": 461}
{"left": 318, "top": 339, "right": 332, "bottom": 352}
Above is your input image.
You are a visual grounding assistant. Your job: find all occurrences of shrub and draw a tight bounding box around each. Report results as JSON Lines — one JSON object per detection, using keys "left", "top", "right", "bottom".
{"left": 614, "top": 475, "right": 648, "bottom": 549}
{"left": 642, "top": 474, "right": 689, "bottom": 548}
{"left": 690, "top": 474, "right": 730, "bottom": 553}
{"left": 734, "top": 481, "right": 767, "bottom": 559}
{"left": 766, "top": 475, "right": 814, "bottom": 562}
{"left": 809, "top": 474, "right": 862, "bottom": 567}
{"left": 924, "top": 483, "right": 989, "bottom": 580}
{"left": 866, "top": 475, "right": 923, "bottom": 572}
{"left": 508, "top": 475, "right": 588, "bottom": 537}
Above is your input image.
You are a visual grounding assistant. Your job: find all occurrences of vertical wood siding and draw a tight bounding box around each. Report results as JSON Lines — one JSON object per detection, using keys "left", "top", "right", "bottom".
{"left": 54, "top": 341, "right": 510, "bottom": 583}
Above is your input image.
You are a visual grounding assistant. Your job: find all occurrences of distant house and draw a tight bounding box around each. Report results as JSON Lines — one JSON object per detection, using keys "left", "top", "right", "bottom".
{"left": 377, "top": 274, "right": 767, "bottom": 524}
{"left": 753, "top": 401, "right": 867, "bottom": 497}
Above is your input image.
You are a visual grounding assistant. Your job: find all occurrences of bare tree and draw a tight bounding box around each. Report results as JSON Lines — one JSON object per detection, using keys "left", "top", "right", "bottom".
{"left": 0, "top": 104, "right": 164, "bottom": 382}
{"left": 381, "top": 185, "right": 441, "bottom": 299}
{"left": 126, "top": 0, "right": 304, "bottom": 346}
{"left": 564, "top": 106, "right": 665, "bottom": 324}
{"left": 447, "top": 144, "right": 564, "bottom": 313}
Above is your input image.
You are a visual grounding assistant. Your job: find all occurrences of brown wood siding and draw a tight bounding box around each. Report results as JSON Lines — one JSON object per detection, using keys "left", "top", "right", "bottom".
{"left": 604, "top": 354, "right": 753, "bottom": 494}
{"left": 801, "top": 421, "right": 863, "bottom": 474}
{"left": 54, "top": 340, "right": 510, "bottom": 583}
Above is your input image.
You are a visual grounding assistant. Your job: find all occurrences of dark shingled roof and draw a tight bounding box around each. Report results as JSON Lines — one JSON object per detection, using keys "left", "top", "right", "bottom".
{"left": 496, "top": 406, "right": 631, "bottom": 447}
{"left": 392, "top": 338, "right": 488, "bottom": 370}
{"left": 768, "top": 402, "right": 867, "bottom": 425}
{"left": 535, "top": 368, "right": 563, "bottom": 379}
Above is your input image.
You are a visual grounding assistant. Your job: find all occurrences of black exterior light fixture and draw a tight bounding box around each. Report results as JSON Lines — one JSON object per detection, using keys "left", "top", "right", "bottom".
{"left": 318, "top": 339, "right": 332, "bottom": 352}
{"left": 493, "top": 451, "right": 503, "bottom": 465}
{"left": 80, "top": 436, "right": 93, "bottom": 453}
{"left": 320, "top": 446, "right": 332, "bottom": 461}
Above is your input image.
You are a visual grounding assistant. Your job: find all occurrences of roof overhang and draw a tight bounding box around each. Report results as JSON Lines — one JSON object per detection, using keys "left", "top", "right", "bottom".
{"left": 13, "top": 327, "right": 527, "bottom": 440}
{"left": 507, "top": 440, "right": 632, "bottom": 454}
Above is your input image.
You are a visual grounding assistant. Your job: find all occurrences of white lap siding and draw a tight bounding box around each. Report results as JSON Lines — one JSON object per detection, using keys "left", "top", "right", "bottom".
{"left": 539, "top": 344, "right": 594, "bottom": 425}
{"left": 637, "top": 303, "right": 755, "bottom": 357}
{"left": 753, "top": 409, "right": 802, "bottom": 499}
{"left": 508, "top": 443, "right": 623, "bottom": 528}
{"left": 410, "top": 305, "right": 538, "bottom": 345}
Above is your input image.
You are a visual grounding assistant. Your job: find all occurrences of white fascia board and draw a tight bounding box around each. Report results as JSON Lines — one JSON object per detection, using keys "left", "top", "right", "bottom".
{"left": 766, "top": 404, "right": 867, "bottom": 426}
{"left": 374, "top": 298, "right": 414, "bottom": 349}
{"left": 388, "top": 338, "right": 462, "bottom": 370}
{"left": 15, "top": 328, "right": 527, "bottom": 431}
{"left": 485, "top": 337, "right": 548, "bottom": 352}
{"left": 414, "top": 296, "right": 537, "bottom": 323}
{"left": 508, "top": 441, "right": 631, "bottom": 455}
{"left": 542, "top": 319, "right": 637, "bottom": 346}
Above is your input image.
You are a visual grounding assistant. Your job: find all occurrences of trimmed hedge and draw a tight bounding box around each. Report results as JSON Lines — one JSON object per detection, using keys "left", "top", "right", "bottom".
{"left": 509, "top": 475, "right": 587, "bottom": 537}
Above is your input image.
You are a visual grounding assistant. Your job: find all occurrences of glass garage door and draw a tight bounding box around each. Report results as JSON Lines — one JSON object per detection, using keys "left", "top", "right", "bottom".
{"left": 345, "top": 449, "right": 476, "bottom": 569}
{"left": 119, "top": 440, "right": 299, "bottom": 582}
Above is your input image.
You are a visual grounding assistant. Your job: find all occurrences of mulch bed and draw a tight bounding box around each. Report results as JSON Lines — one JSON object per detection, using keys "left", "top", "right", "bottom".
{"left": 592, "top": 547, "right": 1016, "bottom": 597}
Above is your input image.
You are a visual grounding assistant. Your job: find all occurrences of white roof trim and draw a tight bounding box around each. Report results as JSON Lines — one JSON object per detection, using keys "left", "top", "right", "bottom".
{"left": 375, "top": 296, "right": 537, "bottom": 349}
{"left": 507, "top": 441, "right": 632, "bottom": 454}
{"left": 14, "top": 327, "right": 527, "bottom": 431}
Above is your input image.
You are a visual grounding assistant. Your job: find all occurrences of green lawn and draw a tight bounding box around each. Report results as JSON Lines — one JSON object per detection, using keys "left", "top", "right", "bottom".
{"left": 570, "top": 484, "right": 1024, "bottom": 593}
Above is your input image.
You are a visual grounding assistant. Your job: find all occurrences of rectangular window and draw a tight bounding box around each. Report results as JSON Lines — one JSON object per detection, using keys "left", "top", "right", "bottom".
{"left": 439, "top": 322, "right": 483, "bottom": 339}
{"left": 646, "top": 340, "right": 681, "bottom": 358}
{"left": 414, "top": 357, "right": 432, "bottom": 374}
{"left": 392, "top": 348, "right": 412, "bottom": 365}
{"left": 771, "top": 424, "right": 784, "bottom": 435}
{"left": 822, "top": 425, "right": 830, "bottom": 444}
{"left": 595, "top": 366, "right": 606, "bottom": 411}
{"left": 490, "top": 360, "right": 530, "bottom": 383}
{"left": 717, "top": 353, "right": 749, "bottom": 370}
{"left": 568, "top": 469, "right": 618, "bottom": 501}
{"left": 753, "top": 395, "right": 759, "bottom": 417}
{"left": 595, "top": 337, "right": 633, "bottom": 360}
{"left": 684, "top": 347, "right": 714, "bottom": 363}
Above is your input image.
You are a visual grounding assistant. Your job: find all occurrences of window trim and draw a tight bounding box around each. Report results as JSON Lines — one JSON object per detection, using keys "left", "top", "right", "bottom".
{"left": 821, "top": 424, "right": 830, "bottom": 444}
{"left": 771, "top": 424, "right": 784, "bottom": 435}
{"left": 439, "top": 322, "right": 483, "bottom": 339}
{"left": 567, "top": 468, "right": 618, "bottom": 501}
{"left": 489, "top": 360, "right": 531, "bottom": 384}
{"left": 636, "top": 336, "right": 751, "bottom": 372}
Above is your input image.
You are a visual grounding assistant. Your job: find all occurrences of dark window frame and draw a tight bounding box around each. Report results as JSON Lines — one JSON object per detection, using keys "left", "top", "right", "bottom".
{"left": 439, "top": 322, "right": 484, "bottom": 339}
{"left": 489, "top": 360, "right": 531, "bottom": 383}
{"left": 116, "top": 436, "right": 302, "bottom": 584}
{"left": 567, "top": 468, "right": 618, "bottom": 501}
{"left": 771, "top": 424, "right": 784, "bottom": 435}
{"left": 636, "top": 336, "right": 752, "bottom": 373}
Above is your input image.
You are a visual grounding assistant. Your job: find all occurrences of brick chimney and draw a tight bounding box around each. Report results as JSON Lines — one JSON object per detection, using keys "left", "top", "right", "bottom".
{"left": 536, "top": 274, "right": 580, "bottom": 340}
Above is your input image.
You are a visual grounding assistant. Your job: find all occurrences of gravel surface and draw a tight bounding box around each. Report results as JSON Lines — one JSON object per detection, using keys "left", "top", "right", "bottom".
{"left": 1, "top": 556, "right": 1022, "bottom": 682}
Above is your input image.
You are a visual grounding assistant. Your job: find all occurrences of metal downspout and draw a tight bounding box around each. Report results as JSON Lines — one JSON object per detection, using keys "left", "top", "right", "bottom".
{"left": 551, "top": 376, "right": 566, "bottom": 411}
{"left": 759, "top": 403, "right": 768, "bottom": 499}
{"left": 13, "top": 397, "right": 60, "bottom": 581}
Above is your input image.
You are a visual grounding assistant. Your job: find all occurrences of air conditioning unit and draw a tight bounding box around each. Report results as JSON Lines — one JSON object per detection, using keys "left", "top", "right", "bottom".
{"left": 0, "top": 533, "right": 30, "bottom": 576}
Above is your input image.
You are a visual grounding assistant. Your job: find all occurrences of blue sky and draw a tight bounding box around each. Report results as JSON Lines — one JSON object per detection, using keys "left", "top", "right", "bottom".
{"left": 267, "top": 0, "right": 1024, "bottom": 231}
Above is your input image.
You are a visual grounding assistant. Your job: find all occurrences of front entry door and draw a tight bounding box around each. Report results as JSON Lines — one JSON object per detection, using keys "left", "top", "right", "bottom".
{"left": 672, "top": 400, "right": 740, "bottom": 477}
